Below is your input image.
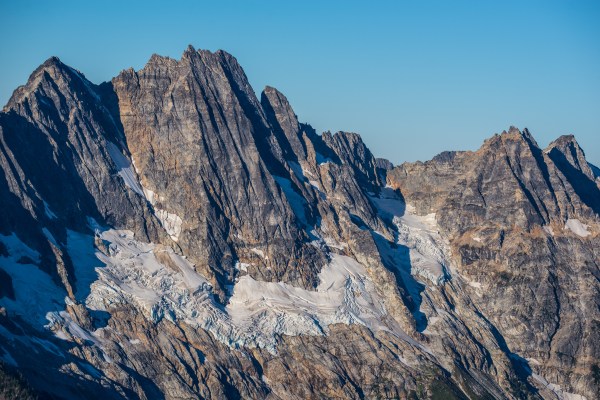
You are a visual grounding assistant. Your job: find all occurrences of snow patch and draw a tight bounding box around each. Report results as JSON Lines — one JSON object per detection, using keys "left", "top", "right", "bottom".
{"left": 67, "top": 66, "right": 101, "bottom": 102}
{"left": 42, "top": 227, "right": 58, "bottom": 246}
{"left": 67, "top": 229, "right": 104, "bottom": 301}
{"left": 46, "top": 310, "right": 100, "bottom": 346}
{"left": 467, "top": 280, "right": 482, "bottom": 289}
{"left": 0, "top": 234, "right": 65, "bottom": 327}
{"left": 369, "top": 188, "right": 450, "bottom": 285}
{"left": 234, "top": 261, "right": 251, "bottom": 272}
{"left": 288, "top": 161, "right": 306, "bottom": 181}
{"left": 309, "top": 179, "right": 320, "bottom": 188}
{"left": 106, "top": 142, "right": 144, "bottom": 197}
{"left": 565, "top": 219, "right": 590, "bottom": 237}
{"left": 250, "top": 248, "right": 268, "bottom": 260}
{"left": 323, "top": 236, "right": 348, "bottom": 250}
{"left": 155, "top": 209, "right": 183, "bottom": 241}
{"left": 138, "top": 184, "right": 181, "bottom": 240}
{"left": 227, "top": 253, "right": 388, "bottom": 349}
{"left": 143, "top": 187, "right": 157, "bottom": 205}
{"left": 273, "top": 175, "right": 307, "bottom": 224}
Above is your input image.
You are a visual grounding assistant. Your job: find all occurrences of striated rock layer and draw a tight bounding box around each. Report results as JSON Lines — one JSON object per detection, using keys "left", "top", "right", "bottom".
{"left": 0, "top": 46, "right": 598, "bottom": 399}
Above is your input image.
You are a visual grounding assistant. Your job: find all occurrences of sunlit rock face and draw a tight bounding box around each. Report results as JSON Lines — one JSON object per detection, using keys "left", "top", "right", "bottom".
{"left": 0, "top": 47, "right": 598, "bottom": 399}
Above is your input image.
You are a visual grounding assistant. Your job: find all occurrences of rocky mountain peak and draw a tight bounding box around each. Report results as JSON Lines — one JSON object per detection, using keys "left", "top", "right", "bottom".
{"left": 5, "top": 55, "right": 88, "bottom": 114}
{"left": 0, "top": 48, "right": 598, "bottom": 400}
{"left": 546, "top": 134, "right": 596, "bottom": 181}
{"left": 261, "top": 85, "right": 307, "bottom": 161}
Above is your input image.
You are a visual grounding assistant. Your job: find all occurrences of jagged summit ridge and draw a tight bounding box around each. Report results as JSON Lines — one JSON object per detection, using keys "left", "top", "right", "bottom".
{"left": 0, "top": 48, "right": 598, "bottom": 399}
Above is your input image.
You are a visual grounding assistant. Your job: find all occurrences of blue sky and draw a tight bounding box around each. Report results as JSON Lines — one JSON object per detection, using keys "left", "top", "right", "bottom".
{"left": 1, "top": 0, "right": 599, "bottom": 166}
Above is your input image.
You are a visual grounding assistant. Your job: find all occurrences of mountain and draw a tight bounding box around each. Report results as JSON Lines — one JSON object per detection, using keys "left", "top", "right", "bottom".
{"left": 0, "top": 46, "right": 598, "bottom": 400}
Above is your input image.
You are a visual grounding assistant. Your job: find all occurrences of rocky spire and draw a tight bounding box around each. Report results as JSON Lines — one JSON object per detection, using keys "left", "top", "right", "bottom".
{"left": 261, "top": 86, "right": 308, "bottom": 161}
{"left": 546, "top": 134, "right": 596, "bottom": 181}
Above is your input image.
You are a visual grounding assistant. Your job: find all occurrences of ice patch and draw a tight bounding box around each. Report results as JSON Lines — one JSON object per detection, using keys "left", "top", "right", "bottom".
{"left": 370, "top": 188, "right": 450, "bottom": 285}
{"left": 234, "top": 261, "right": 251, "bottom": 272}
{"left": 565, "top": 219, "right": 590, "bottom": 237}
{"left": 0, "top": 222, "right": 400, "bottom": 354}
{"left": 66, "top": 229, "right": 104, "bottom": 301}
{"left": 250, "top": 248, "right": 268, "bottom": 260}
{"left": 227, "top": 254, "right": 388, "bottom": 349}
{"left": 273, "top": 176, "right": 307, "bottom": 224}
{"left": 85, "top": 228, "right": 212, "bottom": 319}
{"left": 0, "top": 234, "right": 65, "bottom": 326}
{"left": 288, "top": 161, "right": 306, "bottom": 181}
{"left": 155, "top": 209, "right": 183, "bottom": 241}
{"left": 63, "top": 223, "right": 392, "bottom": 353}
{"left": 106, "top": 142, "right": 144, "bottom": 197}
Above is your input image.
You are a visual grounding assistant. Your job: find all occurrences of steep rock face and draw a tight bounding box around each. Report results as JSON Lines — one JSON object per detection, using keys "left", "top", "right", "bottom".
{"left": 546, "top": 135, "right": 596, "bottom": 182}
{"left": 0, "top": 57, "right": 164, "bottom": 298}
{"left": 323, "top": 130, "right": 385, "bottom": 192}
{"left": 388, "top": 127, "right": 600, "bottom": 399}
{"left": 111, "top": 47, "right": 326, "bottom": 296}
{"left": 261, "top": 85, "right": 308, "bottom": 162}
{"left": 0, "top": 48, "right": 598, "bottom": 400}
{"left": 545, "top": 135, "right": 600, "bottom": 216}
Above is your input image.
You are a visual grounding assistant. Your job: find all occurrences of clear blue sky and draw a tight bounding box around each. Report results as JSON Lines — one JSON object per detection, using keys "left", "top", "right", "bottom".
{"left": 1, "top": 0, "right": 599, "bottom": 166}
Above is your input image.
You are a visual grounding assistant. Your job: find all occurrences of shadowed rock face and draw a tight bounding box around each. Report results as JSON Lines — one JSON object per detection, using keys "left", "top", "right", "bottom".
{"left": 0, "top": 57, "right": 165, "bottom": 297}
{"left": 0, "top": 48, "right": 598, "bottom": 399}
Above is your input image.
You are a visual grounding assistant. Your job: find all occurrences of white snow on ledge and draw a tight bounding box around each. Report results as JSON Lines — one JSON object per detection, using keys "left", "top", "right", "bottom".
{"left": 106, "top": 142, "right": 144, "bottom": 197}
{"left": 139, "top": 185, "right": 183, "bottom": 242}
{"left": 155, "top": 209, "right": 183, "bottom": 242}
{"left": 565, "top": 219, "right": 590, "bottom": 238}
{"left": 107, "top": 142, "right": 186, "bottom": 243}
